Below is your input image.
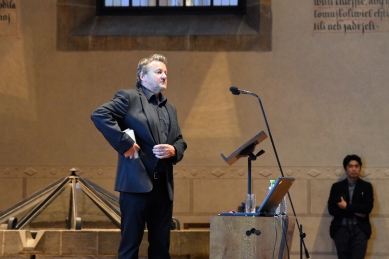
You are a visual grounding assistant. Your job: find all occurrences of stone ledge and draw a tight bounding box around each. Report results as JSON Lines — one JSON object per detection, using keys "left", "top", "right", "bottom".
{"left": 0, "top": 230, "right": 209, "bottom": 258}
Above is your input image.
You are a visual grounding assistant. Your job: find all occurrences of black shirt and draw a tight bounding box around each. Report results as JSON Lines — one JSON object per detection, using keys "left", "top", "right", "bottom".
{"left": 141, "top": 86, "right": 170, "bottom": 173}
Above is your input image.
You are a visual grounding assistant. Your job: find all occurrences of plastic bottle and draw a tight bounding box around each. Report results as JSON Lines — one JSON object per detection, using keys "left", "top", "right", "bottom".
{"left": 279, "top": 194, "right": 287, "bottom": 215}
{"left": 268, "top": 180, "right": 276, "bottom": 193}
{"left": 269, "top": 179, "right": 282, "bottom": 215}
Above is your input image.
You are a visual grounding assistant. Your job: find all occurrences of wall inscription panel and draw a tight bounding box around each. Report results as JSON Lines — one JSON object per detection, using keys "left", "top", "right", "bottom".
{"left": 314, "top": 0, "right": 389, "bottom": 33}
{"left": 0, "top": 0, "right": 17, "bottom": 37}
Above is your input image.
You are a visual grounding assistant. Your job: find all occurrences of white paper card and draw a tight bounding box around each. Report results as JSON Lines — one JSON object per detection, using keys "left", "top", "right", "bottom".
{"left": 123, "top": 129, "right": 139, "bottom": 158}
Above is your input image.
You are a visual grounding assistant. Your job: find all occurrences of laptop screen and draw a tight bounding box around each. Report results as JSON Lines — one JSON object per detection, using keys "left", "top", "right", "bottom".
{"left": 218, "top": 176, "right": 295, "bottom": 217}
{"left": 257, "top": 177, "right": 295, "bottom": 214}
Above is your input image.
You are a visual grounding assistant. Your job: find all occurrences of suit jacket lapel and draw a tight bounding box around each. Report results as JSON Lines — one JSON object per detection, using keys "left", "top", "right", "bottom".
{"left": 341, "top": 179, "right": 351, "bottom": 203}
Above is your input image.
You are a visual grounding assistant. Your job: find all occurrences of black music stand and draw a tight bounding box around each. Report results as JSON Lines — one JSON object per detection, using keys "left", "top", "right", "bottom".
{"left": 220, "top": 130, "right": 267, "bottom": 196}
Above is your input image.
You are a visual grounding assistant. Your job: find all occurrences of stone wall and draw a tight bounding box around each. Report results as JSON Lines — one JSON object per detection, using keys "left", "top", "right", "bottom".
{"left": 2, "top": 0, "right": 389, "bottom": 259}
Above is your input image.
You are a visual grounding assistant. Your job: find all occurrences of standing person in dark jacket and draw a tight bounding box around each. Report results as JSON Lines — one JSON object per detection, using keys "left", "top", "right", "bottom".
{"left": 327, "top": 154, "right": 374, "bottom": 259}
{"left": 91, "top": 54, "right": 187, "bottom": 259}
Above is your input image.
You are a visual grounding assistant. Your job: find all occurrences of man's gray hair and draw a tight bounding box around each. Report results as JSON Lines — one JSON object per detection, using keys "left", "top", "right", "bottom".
{"left": 136, "top": 54, "right": 167, "bottom": 87}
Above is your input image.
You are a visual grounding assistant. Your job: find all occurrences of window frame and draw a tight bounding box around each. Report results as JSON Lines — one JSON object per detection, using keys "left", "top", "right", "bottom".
{"left": 57, "top": 0, "right": 272, "bottom": 52}
{"left": 96, "top": 0, "right": 246, "bottom": 16}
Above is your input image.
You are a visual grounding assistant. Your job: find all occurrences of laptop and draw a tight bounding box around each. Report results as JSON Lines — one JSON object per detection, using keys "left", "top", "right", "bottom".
{"left": 218, "top": 177, "right": 295, "bottom": 217}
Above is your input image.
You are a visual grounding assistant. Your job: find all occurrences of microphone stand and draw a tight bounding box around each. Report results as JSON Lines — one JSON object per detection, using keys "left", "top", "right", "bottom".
{"left": 236, "top": 89, "right": 310, "bottom": 259}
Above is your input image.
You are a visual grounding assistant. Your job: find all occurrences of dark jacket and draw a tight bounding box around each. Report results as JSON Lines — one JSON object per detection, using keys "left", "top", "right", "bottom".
{"left": 91, "top": 88, "right": 187, "bottom": 201}
{"left": 327, "top": 178, "right": 373, "bottom": 239}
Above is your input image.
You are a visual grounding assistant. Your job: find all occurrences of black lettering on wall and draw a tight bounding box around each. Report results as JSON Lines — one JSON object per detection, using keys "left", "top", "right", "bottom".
{"left": 313, "top": 0, "right": 389, "bottom": 33}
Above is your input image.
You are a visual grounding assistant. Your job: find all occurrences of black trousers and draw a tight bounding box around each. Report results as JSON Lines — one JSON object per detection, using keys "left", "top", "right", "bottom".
{"left": 118, "top": 178, "right": 173, "bottom": 259}
{"left": 333, "top": 224, "right": 368, "bottom": 259}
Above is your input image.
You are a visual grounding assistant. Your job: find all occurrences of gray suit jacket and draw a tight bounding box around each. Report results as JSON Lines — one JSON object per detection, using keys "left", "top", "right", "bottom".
{"left": 91, "top": 88, "right": 187, "bottom": 201}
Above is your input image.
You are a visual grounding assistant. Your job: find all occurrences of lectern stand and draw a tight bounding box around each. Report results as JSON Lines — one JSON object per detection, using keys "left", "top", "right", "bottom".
{"left": 220, "top": 130, "right": 267, "bottom": 199}
{"left": 210, "top": 215, "right": 295, "bottom": 259}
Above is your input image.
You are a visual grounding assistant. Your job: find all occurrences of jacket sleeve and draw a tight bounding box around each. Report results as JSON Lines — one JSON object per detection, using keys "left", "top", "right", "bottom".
{"left": 346, "top": 181, "right": 374, "bottom": 215}
{"left": 90, "top": 90, "right": 135, "bottom": 154}
{"left": 328, "top": 183, "right": 344, "bottom": 217}
{"left": 169, "top": 108, "right": 187, "bottom": 165}
{"left": 171, "top": 131, "right": 186, "bottom": 165}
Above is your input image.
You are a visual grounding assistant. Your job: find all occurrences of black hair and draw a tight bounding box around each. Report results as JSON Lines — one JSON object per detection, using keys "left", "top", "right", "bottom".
{"left": 343, "top": 154, "right": 362, "bottom": 170}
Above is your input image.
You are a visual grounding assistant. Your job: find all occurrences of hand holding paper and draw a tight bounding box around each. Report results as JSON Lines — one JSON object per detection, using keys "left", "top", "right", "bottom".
{"left": 123, "top": 129, "right": 139, "bottom": 159}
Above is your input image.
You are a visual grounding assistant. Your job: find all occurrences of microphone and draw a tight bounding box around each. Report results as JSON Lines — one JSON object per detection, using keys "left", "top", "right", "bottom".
{"left": 229, "top": 86, "right": 282, "bottom": 176}
{"left": 229, "top": 86, "right": 258, "bottom": 97}
{"left": 229, "top": 86, "right": 240, "bottom": 95}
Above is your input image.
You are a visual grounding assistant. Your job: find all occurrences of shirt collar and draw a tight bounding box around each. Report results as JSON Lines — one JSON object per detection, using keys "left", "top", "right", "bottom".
{"left": 141, "top": 86, "right": 167, "bottom": 105}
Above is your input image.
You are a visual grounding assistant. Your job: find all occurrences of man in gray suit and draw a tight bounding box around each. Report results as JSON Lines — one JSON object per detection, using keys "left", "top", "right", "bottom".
{"left": 91, "top": 54, "right": 187, "bottom": 259}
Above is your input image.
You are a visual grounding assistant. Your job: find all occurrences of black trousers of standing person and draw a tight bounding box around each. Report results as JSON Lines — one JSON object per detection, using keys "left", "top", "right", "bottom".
{"left": 333, "top": 224, "right": 368, "bottom": 259}
{"left": 118, "top": 175, "right": 173, "bottom": 259}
